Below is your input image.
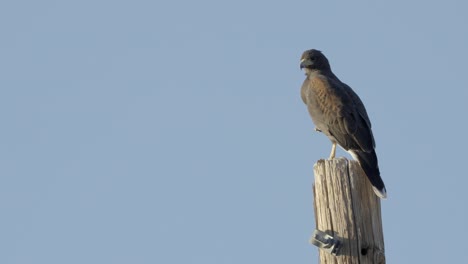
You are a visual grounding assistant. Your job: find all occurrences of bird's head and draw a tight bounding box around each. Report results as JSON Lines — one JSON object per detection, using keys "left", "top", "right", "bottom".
{"left": 300, "top": 49, "right": 331, "bottom": 73}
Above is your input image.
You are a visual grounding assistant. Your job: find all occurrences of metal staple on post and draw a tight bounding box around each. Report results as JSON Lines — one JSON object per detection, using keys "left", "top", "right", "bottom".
{"left": 309, "top": 229, "right": 342, "bottom": 256}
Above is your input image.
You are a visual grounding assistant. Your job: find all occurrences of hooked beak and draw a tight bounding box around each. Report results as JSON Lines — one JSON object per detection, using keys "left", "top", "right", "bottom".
{"left": 300, "top": 58, "right": 313, "bottom": 69}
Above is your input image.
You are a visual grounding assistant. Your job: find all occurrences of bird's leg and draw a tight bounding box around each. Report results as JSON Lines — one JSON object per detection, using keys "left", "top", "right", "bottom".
{"left": 329, "top": 142, "right": 336, "bottom": 159}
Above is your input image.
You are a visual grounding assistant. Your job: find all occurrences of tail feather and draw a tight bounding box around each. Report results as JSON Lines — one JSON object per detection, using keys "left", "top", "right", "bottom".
{"left": 349, "top": 150, "right": 387, "bottom": 199}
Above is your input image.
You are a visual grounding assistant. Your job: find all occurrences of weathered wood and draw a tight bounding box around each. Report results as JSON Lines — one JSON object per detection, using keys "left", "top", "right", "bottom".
{"left": 312, "top": 158, "right": 385, "bottom": 264}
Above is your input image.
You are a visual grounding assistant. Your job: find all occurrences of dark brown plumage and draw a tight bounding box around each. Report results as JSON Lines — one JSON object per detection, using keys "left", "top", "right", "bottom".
{"left": 300, "top": 49, "right": 386, "bottom": 198}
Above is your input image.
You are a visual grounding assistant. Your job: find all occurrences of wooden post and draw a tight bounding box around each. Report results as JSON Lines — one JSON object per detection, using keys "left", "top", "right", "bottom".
{"left": 312, "top": 158, "right": 385, "bottom": 264}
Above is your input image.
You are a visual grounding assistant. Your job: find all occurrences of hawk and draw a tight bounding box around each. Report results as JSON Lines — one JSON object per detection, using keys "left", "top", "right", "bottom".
{"left": 300, "top": 49, "right": 386, "bottom": 198}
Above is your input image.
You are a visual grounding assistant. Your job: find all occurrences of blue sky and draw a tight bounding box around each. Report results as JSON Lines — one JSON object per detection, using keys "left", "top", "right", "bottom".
{"left": 1, "top": 1, "right": 467, "bottom": 263}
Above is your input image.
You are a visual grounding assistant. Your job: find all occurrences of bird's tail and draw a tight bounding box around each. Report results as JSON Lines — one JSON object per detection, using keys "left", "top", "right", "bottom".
{"left": 350, "top": 150, "right": 387, "bottom": 199}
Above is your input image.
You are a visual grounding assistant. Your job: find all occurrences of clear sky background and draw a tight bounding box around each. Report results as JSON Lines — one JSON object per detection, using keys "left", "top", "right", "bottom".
{"left": 1, "top": 1, "right": 467, "bottom": 263}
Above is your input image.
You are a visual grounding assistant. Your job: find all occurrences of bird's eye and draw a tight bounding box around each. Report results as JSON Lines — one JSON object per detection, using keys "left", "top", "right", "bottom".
{"left": 310, "top": 57, "right": 315, "bottom": 61}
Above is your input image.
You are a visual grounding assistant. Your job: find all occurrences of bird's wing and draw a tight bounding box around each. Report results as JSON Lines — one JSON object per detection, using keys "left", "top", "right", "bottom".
{"left": 324, "top": 78, "right": 375, "bottom": 152}
{"left": 342, "top": 82, "right": 376, "bottom": 148}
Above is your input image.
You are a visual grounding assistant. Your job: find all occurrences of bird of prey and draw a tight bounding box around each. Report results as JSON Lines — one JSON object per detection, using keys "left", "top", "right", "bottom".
{"left": 300, "top": 49, "right": 386, "bottom": 199}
